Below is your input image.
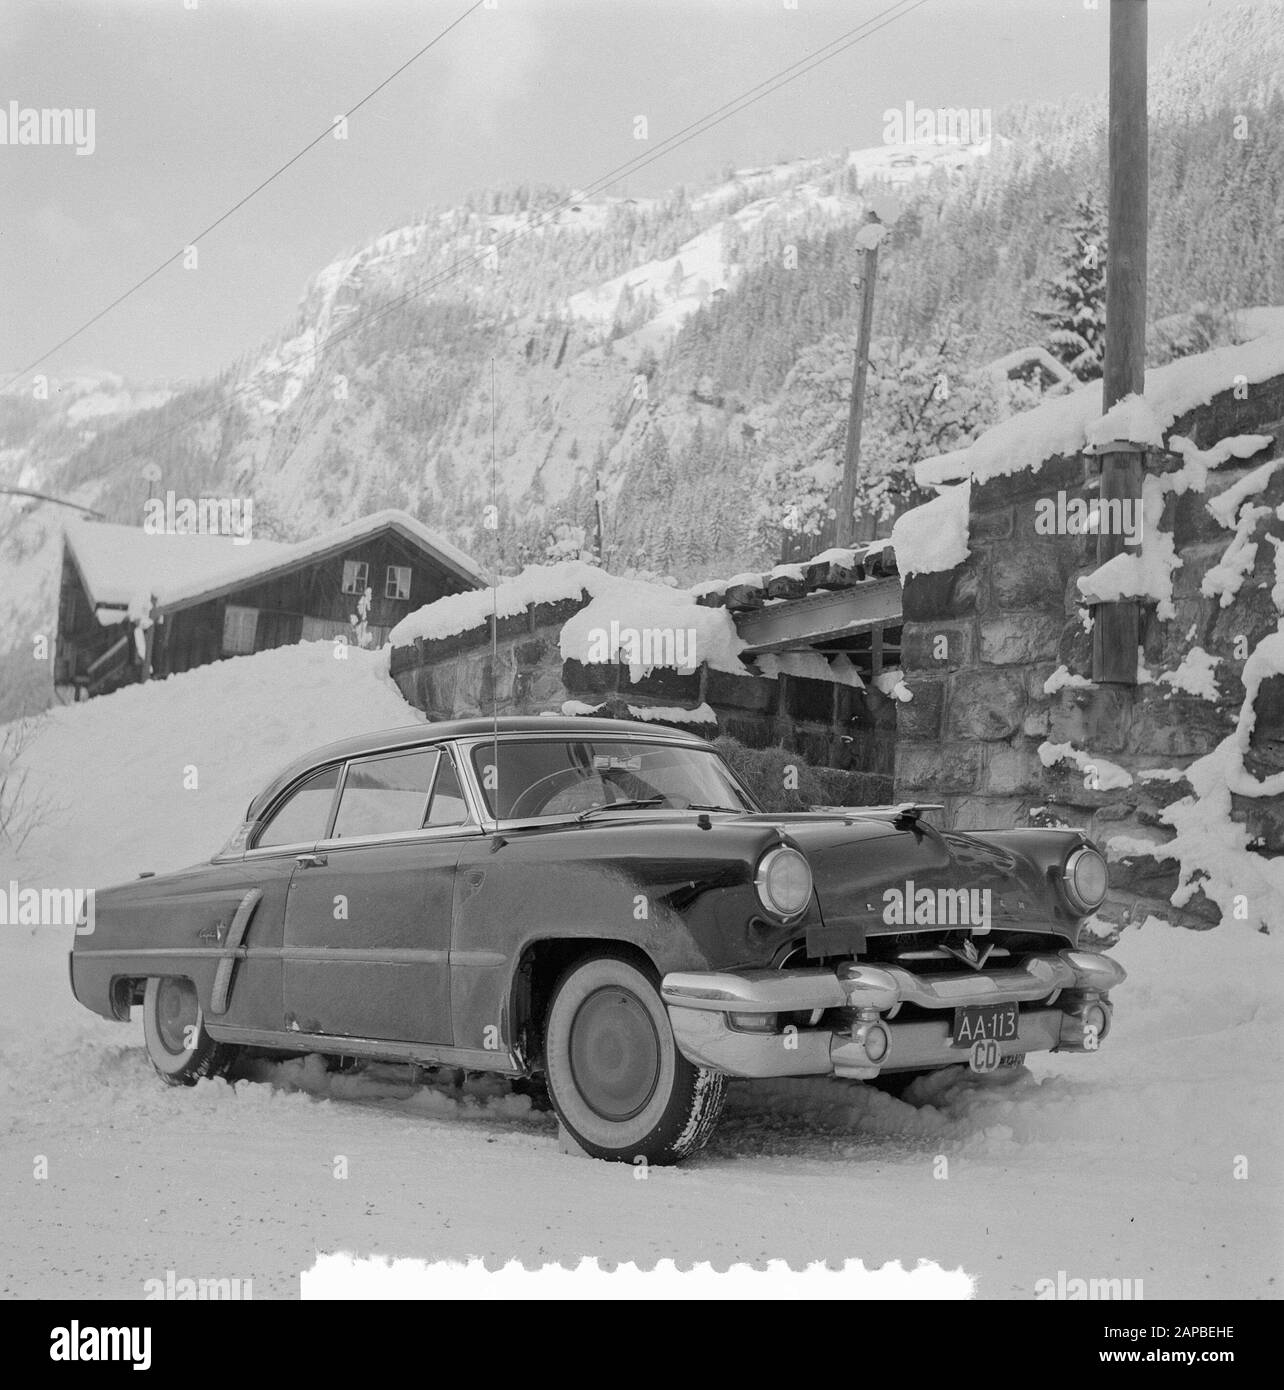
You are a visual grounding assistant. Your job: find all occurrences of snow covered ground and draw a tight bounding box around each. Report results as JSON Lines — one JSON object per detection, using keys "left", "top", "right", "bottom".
{"left": 1, "top": 645, "right": 1280, "bottom": 1298}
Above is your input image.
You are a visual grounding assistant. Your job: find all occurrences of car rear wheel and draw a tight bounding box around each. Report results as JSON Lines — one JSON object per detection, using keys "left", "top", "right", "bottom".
{"left": 543, "top": 953, "right": 726, "bottom": 1164}
{"left": 142, "top": 976, "right": 237, "bottom": 1087}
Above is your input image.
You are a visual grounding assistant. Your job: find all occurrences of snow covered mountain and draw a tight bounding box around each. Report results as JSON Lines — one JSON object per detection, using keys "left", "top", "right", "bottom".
{"left": 2, "top": 1, "right": 1282, "bottom": 718}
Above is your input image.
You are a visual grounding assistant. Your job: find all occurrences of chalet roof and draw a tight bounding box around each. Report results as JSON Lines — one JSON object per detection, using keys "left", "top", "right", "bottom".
{"left": 64, "top": 508, "right": 485, "bottom": 619}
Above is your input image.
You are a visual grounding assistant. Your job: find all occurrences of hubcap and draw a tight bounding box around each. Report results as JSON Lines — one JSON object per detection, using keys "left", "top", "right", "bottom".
{"left": 155, "top": 978, "right": 199, "bottom": 1055}
{"left": 568, "top": 986, "right": 661, "bottom": 1122}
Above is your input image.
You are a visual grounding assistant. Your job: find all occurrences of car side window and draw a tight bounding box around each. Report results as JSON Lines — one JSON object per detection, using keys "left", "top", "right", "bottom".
{"left": 330, "top": 748, "right": 441, "bottom": 840}
{"left": 256, "top": 766, "right": 340, "bottom": 849}
{"left": 425, "top": 754, "right": 469, "bottom": 827}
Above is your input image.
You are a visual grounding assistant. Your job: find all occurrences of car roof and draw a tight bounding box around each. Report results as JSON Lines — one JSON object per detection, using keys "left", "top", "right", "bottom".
{"left": 246, "top": 715, "right": 712, "bottom": 818}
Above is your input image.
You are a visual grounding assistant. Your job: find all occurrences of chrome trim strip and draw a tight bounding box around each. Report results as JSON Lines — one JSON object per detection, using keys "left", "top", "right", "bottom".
{"left": 276, "top": 947, "right": 450, "bottom": 965}
{"left": 208, "top": 887, "right": 263, "bottom": 1016}
{"left": 450, "top": 950, "right": 508, "bottom": 967}
{"left": 201, "top": 1024, "right": 522, "bottom": 1076}
{"left": 661, "top": 950, "right": 1125, "bottom": 1015}
{"left": 661, "top": 968, "right": 849, "bottom": 1013}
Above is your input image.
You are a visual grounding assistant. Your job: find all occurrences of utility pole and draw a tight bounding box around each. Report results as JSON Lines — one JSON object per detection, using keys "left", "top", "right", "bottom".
{"left": 593, "top": 472, "right": 606, "bottom": 566}
{"left": 1092, "top": 0, "right": 1147, "bottom": 683}
{"left": 835, "top": 212, "right": 885, "bottom": 548}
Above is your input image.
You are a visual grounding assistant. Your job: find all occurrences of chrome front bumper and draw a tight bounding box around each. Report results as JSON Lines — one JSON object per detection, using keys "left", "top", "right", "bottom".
{"left": 660, "top": 950, "right": 1126, "bottom": 1080}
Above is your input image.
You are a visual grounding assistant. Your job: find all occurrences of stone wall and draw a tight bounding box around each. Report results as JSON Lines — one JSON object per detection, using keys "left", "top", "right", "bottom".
{"left": 896, "top": 372, "right": 1284, "bottom": 930}
{"left": 387, "top": 593, "right": 898, "bottom": 802}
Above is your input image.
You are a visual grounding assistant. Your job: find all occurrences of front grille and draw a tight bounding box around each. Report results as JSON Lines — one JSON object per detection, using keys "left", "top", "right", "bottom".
{"left": 862, "top": 929, "right": 1072, "bottom": 974}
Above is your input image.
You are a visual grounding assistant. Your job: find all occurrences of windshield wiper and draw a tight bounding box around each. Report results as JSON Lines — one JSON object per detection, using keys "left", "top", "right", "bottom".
{"left": 576, "top": 797, "right": 665, "bottom": 822}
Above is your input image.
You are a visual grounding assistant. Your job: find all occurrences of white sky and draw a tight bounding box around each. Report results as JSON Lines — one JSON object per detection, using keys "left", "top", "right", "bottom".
{"left": 0, "top": 0, "right": 1220, "bottom": 384}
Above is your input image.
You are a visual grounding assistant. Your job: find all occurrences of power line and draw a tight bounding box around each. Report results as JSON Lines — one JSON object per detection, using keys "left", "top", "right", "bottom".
{"left": 1, "top": 0, "right": 488, "bottom": 394}
{"left": 25, "top": 0, "right": 930, "bottom": 482}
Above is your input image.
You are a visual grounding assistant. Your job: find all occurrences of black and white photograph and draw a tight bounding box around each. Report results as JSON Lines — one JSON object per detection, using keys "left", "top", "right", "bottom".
{"left": 0, "top": 0, "right": 1280, "bottom": 1327}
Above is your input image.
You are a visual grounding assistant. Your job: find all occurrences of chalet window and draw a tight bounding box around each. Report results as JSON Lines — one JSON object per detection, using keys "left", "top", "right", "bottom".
{"left": 341, "top": 560, "right": 369, "bottom": 595}
{"left": 385, "top": 565, "right": 412, "bottom": 601}
{"left": 222, "top": 605, "right": 259, "bottom": 656}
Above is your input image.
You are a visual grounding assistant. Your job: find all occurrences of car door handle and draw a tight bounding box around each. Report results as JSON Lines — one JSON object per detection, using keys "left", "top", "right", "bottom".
{"left": 296, "top": 853, "right": 328, "bottom": 868}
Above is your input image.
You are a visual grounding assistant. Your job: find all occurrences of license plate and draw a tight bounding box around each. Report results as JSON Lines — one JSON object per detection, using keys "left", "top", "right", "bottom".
{"left": 952, "top": 1002, "right": 1019, "bottom": 1048}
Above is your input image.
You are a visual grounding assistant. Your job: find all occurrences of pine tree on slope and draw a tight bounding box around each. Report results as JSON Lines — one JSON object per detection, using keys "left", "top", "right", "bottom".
{"left": 1034, "top": 193, "right": 1108, "bottom": 382}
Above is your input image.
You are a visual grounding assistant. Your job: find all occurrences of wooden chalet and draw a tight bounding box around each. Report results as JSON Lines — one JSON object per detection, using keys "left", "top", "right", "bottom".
{"left": 55, "top": 509, "right": 485, "bottom": 700}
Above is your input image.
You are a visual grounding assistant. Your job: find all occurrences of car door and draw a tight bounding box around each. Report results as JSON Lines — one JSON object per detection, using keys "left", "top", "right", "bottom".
{"left": 219, "top": 761, "right": 345, "bottom": 1032}
{"left": 281, "top": 743, "right": 473, "bottom": 1045}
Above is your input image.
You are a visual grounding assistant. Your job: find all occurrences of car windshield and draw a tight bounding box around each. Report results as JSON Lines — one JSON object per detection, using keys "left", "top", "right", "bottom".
{"left": 468, "top": 738, "right": 757, "bottom": 821}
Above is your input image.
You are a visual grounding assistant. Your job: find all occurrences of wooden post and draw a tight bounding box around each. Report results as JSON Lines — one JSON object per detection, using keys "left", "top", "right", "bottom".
{"left": 1093, "top": 0, "right": 1147, "bottom": 684}
{"left": 593, "top": 472, "right": 606, "bottom": 566}
{"left": 835, "top": 215, "right": 882, "bottom": 548}
{"left": 1103, "top": 0, "right": 1148, "bottom": 413}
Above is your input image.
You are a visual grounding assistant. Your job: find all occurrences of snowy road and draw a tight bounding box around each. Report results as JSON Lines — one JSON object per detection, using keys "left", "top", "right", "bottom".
{"left": 2, "top": 647, "right": 1280, "bottom": 1299}
{"left": 2, "top": 924, "right": 1278, "bottom": 1299}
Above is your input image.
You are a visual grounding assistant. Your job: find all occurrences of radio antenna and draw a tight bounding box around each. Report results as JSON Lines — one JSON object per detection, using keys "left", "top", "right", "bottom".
{"left": 489, "top": 355, "right": 499, "bottom": 824}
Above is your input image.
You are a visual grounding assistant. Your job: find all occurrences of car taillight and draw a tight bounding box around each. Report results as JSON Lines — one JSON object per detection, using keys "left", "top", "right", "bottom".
{"left": 754, "top": 846, "right": 813, "bottom": 919}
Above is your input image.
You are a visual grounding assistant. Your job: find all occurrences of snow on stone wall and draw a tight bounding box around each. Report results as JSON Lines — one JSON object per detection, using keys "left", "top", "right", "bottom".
{"left": 895, "top": 362, "right": 1284, "bottom": 933}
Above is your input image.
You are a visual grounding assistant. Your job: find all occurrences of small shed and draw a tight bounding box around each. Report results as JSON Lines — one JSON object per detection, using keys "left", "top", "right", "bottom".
{"left": 55, "top": 508, "right": 484, "bottom": 699}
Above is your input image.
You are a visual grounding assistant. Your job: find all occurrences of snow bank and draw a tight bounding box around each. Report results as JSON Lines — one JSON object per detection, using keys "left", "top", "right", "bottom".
{"left": 2, "top": 641, "right": 419, "bottom": 886}
{"left": 889, "top": 482, "right": 970, "bottom": 578}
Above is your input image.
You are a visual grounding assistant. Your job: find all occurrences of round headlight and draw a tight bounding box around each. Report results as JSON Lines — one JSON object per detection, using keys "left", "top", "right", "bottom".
{"left": 1064, "top": 846, "right": 1108, "bottom": 914}
{"left": 755, "top": 846, "right": 813, "bottom": 918}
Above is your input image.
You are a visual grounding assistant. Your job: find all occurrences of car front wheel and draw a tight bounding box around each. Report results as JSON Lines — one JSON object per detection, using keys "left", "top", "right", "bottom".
{"left": 543, "top": 953, "right": 726, "bottom": 1164}
{"left": 142, "top": 976, "right": 237, "bottom": 1087}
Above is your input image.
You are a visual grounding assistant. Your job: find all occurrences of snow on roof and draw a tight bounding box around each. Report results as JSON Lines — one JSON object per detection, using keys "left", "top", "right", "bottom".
{"left": 912, "top": 447, "right": 972, "bottom": 489}
{"left": 65, "top": 508, "right": 484, "bottom": 616}
{"left": 389, "top": 560, "right": 604, "bottom": 647}
{"left": 984, "top": 344, "right": 1076, "bottom": 390}
{"left": 64, "top": 518, "right": 291, "bottom": 613}
{"left": 909, "top": 317, "right": 1284, "bottom": 490}
{"left": 889, "top": 481, "right": 971, "bottom": 578}
{"left": 388, "top": 558, "right": 748, "bottom": 680}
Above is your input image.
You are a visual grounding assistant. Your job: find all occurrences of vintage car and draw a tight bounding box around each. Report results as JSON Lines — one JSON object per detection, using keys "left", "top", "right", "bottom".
{"left": 70, "top": 716, "right": 1124, "bottom": 1164}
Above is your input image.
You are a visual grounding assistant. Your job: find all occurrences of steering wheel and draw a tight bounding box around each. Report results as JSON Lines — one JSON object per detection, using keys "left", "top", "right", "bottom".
{"left": 507, "top": 767, "right": 592, "bottom": 819}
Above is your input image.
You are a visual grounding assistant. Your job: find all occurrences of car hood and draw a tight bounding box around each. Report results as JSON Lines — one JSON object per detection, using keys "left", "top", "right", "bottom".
{"left": 553, "top": 809, "right": 1085, "bottom": 956}
{"left": 759, "top": 815, "right": 1078, "bottom": 955}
